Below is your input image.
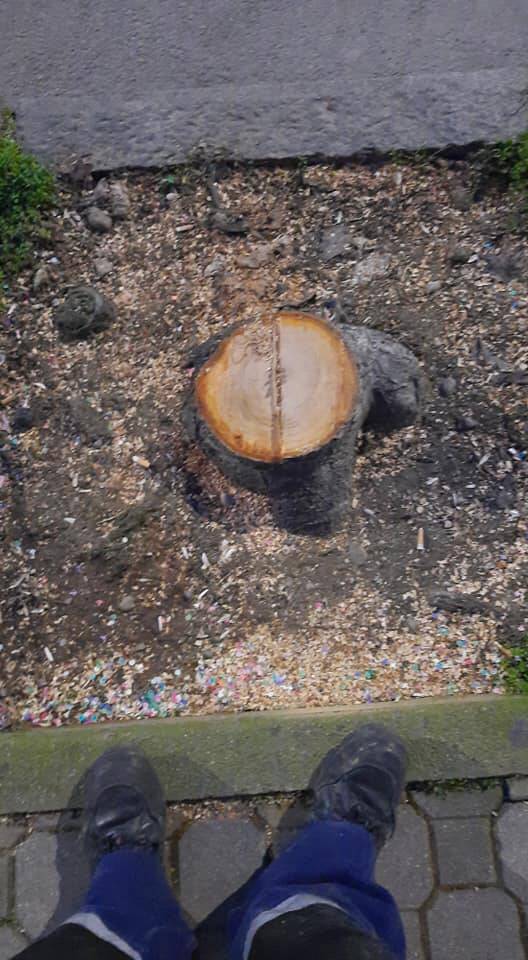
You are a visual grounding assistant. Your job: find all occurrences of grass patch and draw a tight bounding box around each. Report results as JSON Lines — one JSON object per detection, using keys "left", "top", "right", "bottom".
{"left": 472, "top": 132, "right": 528, "bottom": 197}
{"left": 503, "top": 638, "right": 528, "bottom": 695}
{"left": 0, "top": 111, "right": 56, "bottom": 287}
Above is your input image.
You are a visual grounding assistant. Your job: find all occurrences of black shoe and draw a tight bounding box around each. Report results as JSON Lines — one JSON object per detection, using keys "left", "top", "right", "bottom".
{"left": 83, "top": 745, "right": 166, "bottom": 865}
{"left": 309, "top": 723, "right": 407, "bottom": 850}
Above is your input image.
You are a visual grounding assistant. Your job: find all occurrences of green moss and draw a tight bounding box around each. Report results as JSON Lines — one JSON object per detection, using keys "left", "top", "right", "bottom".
{"left": 0, "top": 111, "right": 56, "bottom": 287}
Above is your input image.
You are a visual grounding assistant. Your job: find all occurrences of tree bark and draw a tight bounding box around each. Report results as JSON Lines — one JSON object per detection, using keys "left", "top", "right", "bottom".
{"left": 184, "top": 311, "right": 423, "bottom": 534}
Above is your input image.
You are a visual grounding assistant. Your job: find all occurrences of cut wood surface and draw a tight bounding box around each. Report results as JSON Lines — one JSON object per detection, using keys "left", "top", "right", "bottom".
{"left": 196, "top": 311, "right": 359, "bottom": 463}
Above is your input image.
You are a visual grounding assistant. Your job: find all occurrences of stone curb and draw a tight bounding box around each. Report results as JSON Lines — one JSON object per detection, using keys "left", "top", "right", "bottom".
{"left": 1, "top": 695, "right": 527, "bottom": 814}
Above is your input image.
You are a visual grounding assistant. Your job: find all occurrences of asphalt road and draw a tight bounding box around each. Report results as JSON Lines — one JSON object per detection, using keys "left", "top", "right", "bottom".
{"left": 1, "top": 0, "right": 528, "bottom": 168}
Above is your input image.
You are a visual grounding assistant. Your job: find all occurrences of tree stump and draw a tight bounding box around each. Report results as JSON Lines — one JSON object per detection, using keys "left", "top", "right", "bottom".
{"left": 185, "top": 311, "right": 422, "bottom": 533}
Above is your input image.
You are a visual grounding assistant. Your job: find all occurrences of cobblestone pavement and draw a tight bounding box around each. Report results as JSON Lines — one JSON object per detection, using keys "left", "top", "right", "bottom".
{"left": 1, "top": 779, "right": 528, "bottom": 959}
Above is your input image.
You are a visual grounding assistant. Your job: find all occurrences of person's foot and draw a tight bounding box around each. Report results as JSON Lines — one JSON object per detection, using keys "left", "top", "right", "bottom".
{"left": 309, "top": 723, "right": 407, "bottom": 850}
{"left": 83, "top": 745, "right": 166, "bottom": 865}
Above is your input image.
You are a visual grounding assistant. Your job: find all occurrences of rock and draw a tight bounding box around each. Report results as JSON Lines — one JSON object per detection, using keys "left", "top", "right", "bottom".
{"left": 68, "top": 158, "right": 93, "bottom": 188}
{"left": 484, "top": 252, "right": 521, "bottom": 282}
{"left": 85, "top": 207, "right": 113, "bottom": 234}
{"left": 438, "top": 376, "right": 456, "bottom": 397}
{"left": 426, "top": 280, "right": 442, "bottom": 295}
{"left": 348, "top": 541, "right": 367, "bottom": 566}
{"left": 210, "top": 209, "right": 248, "bottom": 235}
{"left": 119, "top": 595, "right": 135, "bottom": 612}
{"left": 91, "top": 178, "right": 109, "bottom": 205}
{"left": 448, "top": 244, "right": 471, "bottom": 265}
{"left": 54, "top": 286, "right": 116, "bottom": 341}
{"left": 450, "top": 186, "right": 473, "bottom": 211}
{"left": 204, "top": 257, "right": 225, "bottom": 278}
{"left": 110, "top": 182, "right": 131, "bottom": 220}
{"left": 165, "top": 191, "right": 179, "bottom": 206}
{"left": 455, "top": 414, "right": 477, "bottom": 432}
{"left": 352, "top": 252, "right": 392, "bottom": 284}
{"left": 236, "top": 243, "right": 274, "bottom": 269}
{"left": 12, "top": 407, "right": 34, "bottom": 433}
{"left": 32, "top": 265, "right": 51, "bottom": 293}
{"left": 94, "top": 258, "right": 113, "bottom": 279}
{"left": 430, "top": 591, "right": 487, "bottom": 614}
{"left": 507, "top": 777, "right": 528, "bottom": 801}
{"left": 320, "top": 222, "right": 349, "bottom": 262}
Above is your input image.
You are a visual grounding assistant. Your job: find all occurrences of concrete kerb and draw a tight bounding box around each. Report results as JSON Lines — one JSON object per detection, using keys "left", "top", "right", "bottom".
{"left": 1, "top": 695, "right": 527, "bottom": 815}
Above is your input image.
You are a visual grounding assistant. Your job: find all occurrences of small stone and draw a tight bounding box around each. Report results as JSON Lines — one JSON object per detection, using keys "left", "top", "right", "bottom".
{"left": 94, "top": 258, "right": 113, "bottom": 279}
{"left": 448, "top": 244, "right": 471, "bottom": 265}
{"left": 32, "top": 265, "right": 51, "bottom": 293}
{"left": 119, "top": 595, "right": 135, "bottom": 612}
{"left": 210, "top": 209, "right": 248, "bottom": 235}
{"left": 91, "top": 178, "right": 109, "bottom": 204}
{"left": 352, "top": 252, "right": 392, "bottom": 284}
{"left": 12, "top": 407, "right": 34, "bottom": 433}
{"left": 450, "top": 186, "right": 473, "bottom": 212}
{"left": 85, "top": 207, "right": 113, "bottom": 234}
{"left": 434, "top": 818, "right": 496, "bottom": 886}
{"left": 320, "top": 222, "right": 349, "bottom": 262}
{"left": 0, "top": 927, "right": 28, "bottom": 960}
{"left": 54, "top": 286, "right": 116, "bottom": 341}
{"left": 428, "top": 889, "right": 524, "bottom": 960}
{"left": 426, "top": 280, "right": 442, "bottom": 294}
{"left": 165, "top": 191, "right": 179, "bottom": 206}
{"left": 204, "top": 257, "right": 225, "bottom": 278}
{"left": 236, "top": 243, "right": 274, "bottom": 269}
{"left": 507, "top": 777, "right": 528, "bottom": 801}
{"left": 438, "top": 376, "right": 456, "bottom": 398}
{"left": 109, "top": 182, "right": 131, "bottom": 221}
{"left": 348, "top": 542, "right": 367, "bottom": 566}
{"left": 455, "top": 414, "right": 477, "bottom": 432}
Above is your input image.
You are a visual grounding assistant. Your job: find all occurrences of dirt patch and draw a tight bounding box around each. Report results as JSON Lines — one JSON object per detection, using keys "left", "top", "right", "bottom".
{"left": 0, "top": 159, "right": 527, "bottom": 726}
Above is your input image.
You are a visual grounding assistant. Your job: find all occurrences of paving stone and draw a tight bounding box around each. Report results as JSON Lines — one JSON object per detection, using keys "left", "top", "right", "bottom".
{"left": 256, "top": 800, "right": 290, "bottom": 831}
{"left": 0, "top": 824, "right": 25, "bottom": 850}
{"left": 0, "top": 928, "right": 28, "bottom": 960}
{"left": 411, "top": 786, "right": 503, "bottom": 819}
{"left": 16, "top": 833, "right": 60, "bottom": 938}
{"left": 0, "top": 855, "right": 10, "bottom": 919}
{"left": 401, "top": 912, "right": 425, "bottom": 960}
{"left": 507, "top": 777, "right": 528, "bottom": 801}
{"left": 14, "top": 831, "right": 88, "bottom": 938}
{"left": 428, "top": 889, "right": 524, "bottom": 960}
{"left": 496, "top": 803, "right": 528, "bottom": 901}
{"left": 376, "top": 806, "right": 434, "bottom": 909}
{"left": 434, "top": 818, "right": 496, "bottom": 886}
{"left": 179, "top": 818, "right": 266, "bottom": 924}
{"left": 33, "top": 814, "right": 61, "bottom": 831}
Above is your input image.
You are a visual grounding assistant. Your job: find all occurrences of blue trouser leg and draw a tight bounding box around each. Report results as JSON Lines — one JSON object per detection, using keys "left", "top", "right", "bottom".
{"left": 69, "top": 849, "right": 195, "bottom": 960}
{"left": 228, "top": 820, "right": 405, "bottom": 960}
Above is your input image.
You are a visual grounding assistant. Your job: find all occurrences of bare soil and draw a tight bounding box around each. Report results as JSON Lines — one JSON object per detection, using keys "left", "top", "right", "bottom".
{"left": 0, "top": 158, "right": 527, "bottom": 727}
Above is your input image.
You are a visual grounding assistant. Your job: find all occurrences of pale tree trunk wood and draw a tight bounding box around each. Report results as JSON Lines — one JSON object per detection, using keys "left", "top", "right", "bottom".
{"left": 184, "top": 311, "right": 423, "bottom": 533}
